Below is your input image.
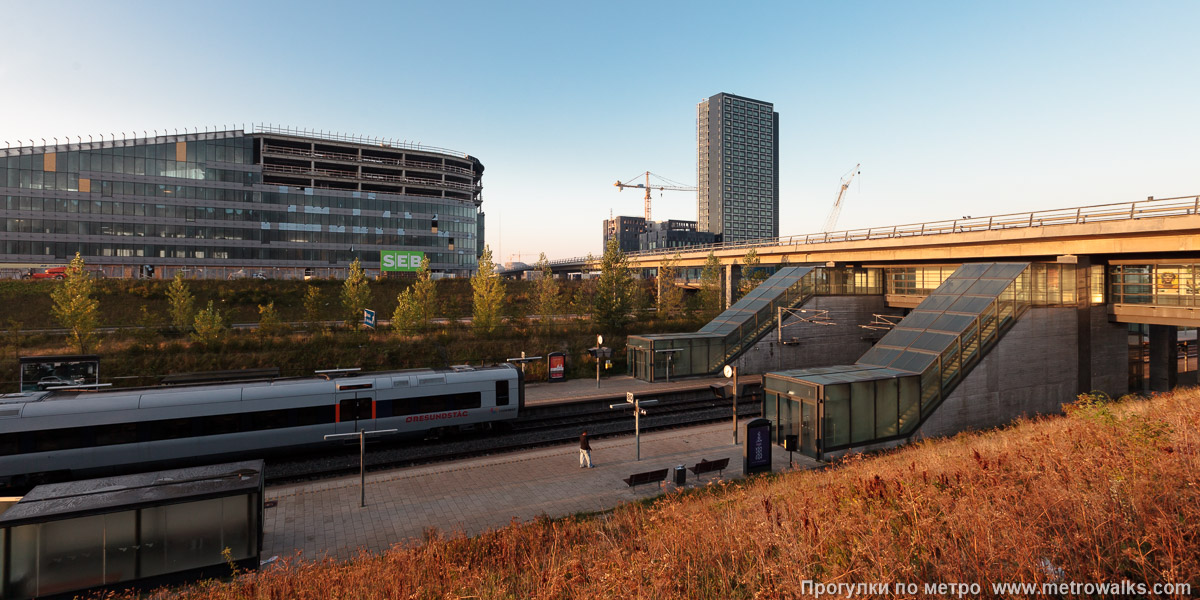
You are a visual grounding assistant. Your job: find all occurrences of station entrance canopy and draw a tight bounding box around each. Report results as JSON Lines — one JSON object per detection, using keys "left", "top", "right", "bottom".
{"left": 764, "top": 263, "right": 1032, "bottom": 459}
{"left": 627, "top": 266, "right": 886, "bottom": 381}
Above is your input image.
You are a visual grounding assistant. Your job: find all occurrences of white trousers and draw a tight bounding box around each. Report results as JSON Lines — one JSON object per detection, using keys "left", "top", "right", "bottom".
{"left": 579, "top": 448, "right": 592, "bottom": 467}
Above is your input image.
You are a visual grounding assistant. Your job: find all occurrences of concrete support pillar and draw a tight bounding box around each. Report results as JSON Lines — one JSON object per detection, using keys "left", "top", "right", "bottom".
{"left": 1148, "top": 324, "right": 1178, "bottom": 392}
{"left": 724, "top": 263, "right": 741, "bottom": 309}
{"left": 1075, "top": 257, "right": 1092, "bottom": 395}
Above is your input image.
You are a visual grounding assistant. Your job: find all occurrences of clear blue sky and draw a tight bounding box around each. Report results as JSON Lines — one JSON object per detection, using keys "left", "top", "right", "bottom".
{"left": 3, "top": 1, "right": 1197, "bottom": 262}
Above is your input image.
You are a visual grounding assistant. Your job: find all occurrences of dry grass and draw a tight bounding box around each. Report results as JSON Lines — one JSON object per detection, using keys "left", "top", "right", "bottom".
{"left": 112, "top": 388, "right": 1199, "bottom": 599}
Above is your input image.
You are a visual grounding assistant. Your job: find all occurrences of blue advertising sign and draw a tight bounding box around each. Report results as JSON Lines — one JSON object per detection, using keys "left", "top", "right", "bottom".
{"left": 743, "top": 418, "right": 773, "bottom": 475}
{"left": 363, "top": 309, "right": 376, "bottom": 329}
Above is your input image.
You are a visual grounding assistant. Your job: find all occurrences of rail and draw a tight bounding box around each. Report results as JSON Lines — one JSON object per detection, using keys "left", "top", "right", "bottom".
{"left": 546, "top": 194, "right": 1200, "bottom": 268}
{"left": 254, "top": 124, "right": 470, "bottom": 159}
{"left": 262, "top": 144, "right": 477, "bottom": 177}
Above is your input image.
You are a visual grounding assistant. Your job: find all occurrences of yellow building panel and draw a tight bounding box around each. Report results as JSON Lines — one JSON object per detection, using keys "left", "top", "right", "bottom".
{"left": 176, "top": 141, "right": 187, "bottom": 162}
{"left": 43, "top": 152, "right": 56, "bottom": 172}
{"left": 79, "top": 178, "right": 91, "bottom": 193}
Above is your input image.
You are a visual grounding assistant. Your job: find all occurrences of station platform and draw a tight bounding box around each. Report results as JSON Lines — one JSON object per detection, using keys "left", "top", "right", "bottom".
{"left": 522, "top": 373, "right": 762, "bottom": 406}
{"left": 262, "top": 419, "right": 818, "bottom": 561}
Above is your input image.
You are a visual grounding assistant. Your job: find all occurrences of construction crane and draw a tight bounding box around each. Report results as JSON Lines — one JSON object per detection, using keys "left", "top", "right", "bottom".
{"left": 614, "top": 171, "right": 697, "bottom": 221}
{"left": 822, "top": 163, "right": 861, "bottom": 233}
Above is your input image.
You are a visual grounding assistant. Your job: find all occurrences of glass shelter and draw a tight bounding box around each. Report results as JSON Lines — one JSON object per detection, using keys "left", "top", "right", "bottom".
{"left": 764, "top": 263, "right": 1032, "bottom": 459}
{"left": 627, "top": 266, "right": 884, "bottom": 381}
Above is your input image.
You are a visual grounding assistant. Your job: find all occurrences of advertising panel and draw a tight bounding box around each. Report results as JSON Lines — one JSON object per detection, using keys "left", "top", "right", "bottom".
{"left": 547, "top": 352, "right": 566, "bottom": 382}
{"left": 743, "top": 418, "right": 773, "bottom": 475}
{"left": 380, "top": 250, "right": 425, "bottom": 272}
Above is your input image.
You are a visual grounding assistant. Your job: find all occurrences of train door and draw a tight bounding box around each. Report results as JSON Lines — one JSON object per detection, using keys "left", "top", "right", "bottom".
{"left": 335, "top": 392, "right": 376, "bottom": 434}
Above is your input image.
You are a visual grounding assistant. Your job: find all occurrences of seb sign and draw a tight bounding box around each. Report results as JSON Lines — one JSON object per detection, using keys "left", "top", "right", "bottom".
{"left": 380, "top": 250, "right": 425, "bottom": 272}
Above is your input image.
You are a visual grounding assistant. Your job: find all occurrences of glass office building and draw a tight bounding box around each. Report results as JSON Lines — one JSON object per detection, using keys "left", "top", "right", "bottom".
{"left": 697, "top": 92, "right": 779, "bottom": 243}
{"left": 0, "top": 126, "right": 484, "bottom": 277}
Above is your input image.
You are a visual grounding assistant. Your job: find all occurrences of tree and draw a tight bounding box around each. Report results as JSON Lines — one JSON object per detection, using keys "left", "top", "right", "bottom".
{"left": 656, "top": 252, "right": 684, "bottom": 318}
{"left": 167, "top": 271, "right": 195, "bottom": 332}
{"left": 191, "top": 300, "right": 226, "bottom": 347}
{"left": 471, "top": 245, "right": 505, "bottom": 336}
{"left": 391, "top": 287, "right": 421, "bottom": 335}
{"left": 302, "top": 285, "right": 323, "bottom": 331}
{"left": 532, "top": 252, "right": 561, "bottom": 328}
{"left": 340, "top": 258, "right": 371, "bottom": 329}
{"left": 257, "top": 302, "right": 284, "bottom": 340}
{"left": 50, "top": 252, "right": 99, "bottom": 353}
{"left": 700, "top": 251, "right": 723, "bottom": 317}
{"left": 739, "top": 248, "right": 769, "bottom": 299}
{"left": 412, "top": 257, "right": 438, "bottom": 330}
{"left": 133, "top": 305, "right": 160, "bottom": 349}
{"left": 593, "top": 237, "right": 635, "bottom": 330}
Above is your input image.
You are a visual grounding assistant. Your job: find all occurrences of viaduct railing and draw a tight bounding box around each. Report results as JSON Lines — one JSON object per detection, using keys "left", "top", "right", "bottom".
{"left": 550, "top": 194, "right": 1200, "bottom": 268}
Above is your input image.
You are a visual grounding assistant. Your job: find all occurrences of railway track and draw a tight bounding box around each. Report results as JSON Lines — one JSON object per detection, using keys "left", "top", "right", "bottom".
{"left": 265, "top": 387, "right": 763, "bottom": 485}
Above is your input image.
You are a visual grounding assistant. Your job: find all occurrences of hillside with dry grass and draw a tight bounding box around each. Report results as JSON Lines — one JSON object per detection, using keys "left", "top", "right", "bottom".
{"left": 128, "top": 389, "right": 1199, "bottom": 599}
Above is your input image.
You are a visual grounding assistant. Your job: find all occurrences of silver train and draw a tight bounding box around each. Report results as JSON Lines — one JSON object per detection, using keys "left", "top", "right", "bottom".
{"left": 0, "top": 364, "right": 523, "bottom": 488}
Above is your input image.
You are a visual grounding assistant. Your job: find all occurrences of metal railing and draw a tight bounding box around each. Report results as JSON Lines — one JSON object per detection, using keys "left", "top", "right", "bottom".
{"left": 550, "top": 194, "right": 1200, "bottom": 267}
{"left": 261, "top": 164, "right": 480, "bottom": 193}
{"left": 254, "top": 124, "right": 470, "bottom": 160}
{"left": 262, "top": 144, "right": 477, "bottom": 177}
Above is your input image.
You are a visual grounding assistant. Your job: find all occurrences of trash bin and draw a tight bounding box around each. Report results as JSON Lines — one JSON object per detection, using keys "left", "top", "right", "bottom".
{"left": 674, "top": 465, "right": 686, "bottom": 486}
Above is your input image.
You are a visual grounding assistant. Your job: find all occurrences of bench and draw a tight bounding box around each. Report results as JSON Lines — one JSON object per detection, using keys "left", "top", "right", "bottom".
{"left": 689, "top": 457, "right": 730, "bottom": 478}
{"left": 623, "top": 468, "right": 669, "bottom": 488}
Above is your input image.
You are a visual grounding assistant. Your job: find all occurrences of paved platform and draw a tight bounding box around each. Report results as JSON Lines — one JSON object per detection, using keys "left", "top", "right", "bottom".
{"left": 523, "top": 373, "right": 763, "bottom": 406}
{"left": 262, "top": 419, "right": 818, "bottom": 560}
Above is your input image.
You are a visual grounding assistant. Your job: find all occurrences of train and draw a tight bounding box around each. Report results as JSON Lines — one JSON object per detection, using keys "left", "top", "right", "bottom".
{"left": 0, "top": 363, "right": 523, "bottom": 489}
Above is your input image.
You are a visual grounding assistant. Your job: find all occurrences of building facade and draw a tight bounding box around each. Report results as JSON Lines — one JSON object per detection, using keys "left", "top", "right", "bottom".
{"left": 0, "top": 126, "right": 484, "bottom": 277}
{"left": 697, "top": 93, "right": 779, "bottom": 243}
{"left": 602, "top": 215, "right": 647, "bottom": 254}
{"left": 638, "top": 219, "right": 717, "bottom": 252}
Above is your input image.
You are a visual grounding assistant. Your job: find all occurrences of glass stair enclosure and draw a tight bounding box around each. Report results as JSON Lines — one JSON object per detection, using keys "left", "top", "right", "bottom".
{"left": 627, "top": 266, "right": 819, "bottom": 381}
{"left": 764, "top": 263, "right": 1032, "bottom": 458}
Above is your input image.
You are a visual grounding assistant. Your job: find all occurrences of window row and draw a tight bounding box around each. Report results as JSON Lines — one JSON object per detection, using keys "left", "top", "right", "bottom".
{"left": 2, "top": 392, "right": 485, "bottom": 455}
{"left": 1, "top": 241, "right": 477, "bottom": 266}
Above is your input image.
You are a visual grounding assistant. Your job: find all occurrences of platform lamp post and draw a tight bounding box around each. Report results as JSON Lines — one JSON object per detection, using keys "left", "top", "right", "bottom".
{"left": 324, "top": 428, "right": 397, "bottom": 507}
{"left": 724, "top": 365, "right": 739, "bottom": 444}
{"left": 595, "top": 335, "right": 603, "bottom": 388}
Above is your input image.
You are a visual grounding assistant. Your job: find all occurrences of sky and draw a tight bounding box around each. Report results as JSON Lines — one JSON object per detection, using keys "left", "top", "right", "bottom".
{"left": 2, "top": 1, "right": 1198, "bottom": 263}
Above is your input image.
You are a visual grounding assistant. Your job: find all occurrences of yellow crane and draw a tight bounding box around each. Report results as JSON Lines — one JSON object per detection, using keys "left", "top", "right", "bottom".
{"left": 613, "top": 171, "right": 697, "bottom": 221}
{"left": 822, "top": 163, "right": 861, "bottom": 233}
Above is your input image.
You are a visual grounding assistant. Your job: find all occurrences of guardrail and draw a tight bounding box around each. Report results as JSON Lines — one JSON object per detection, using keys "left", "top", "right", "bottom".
{"left": 548, "top": 194, "right": 1200, "bottom": 268}
{"left": 254, "top": 125, "right": 470, "bottom": 160}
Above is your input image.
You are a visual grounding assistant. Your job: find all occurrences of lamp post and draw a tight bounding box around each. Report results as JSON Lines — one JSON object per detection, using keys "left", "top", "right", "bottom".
{"left": 595, "top": 334, "right": 603, "bottom": 388}
{"left": 323, "top": 428, "right": 397, "bottom": 507}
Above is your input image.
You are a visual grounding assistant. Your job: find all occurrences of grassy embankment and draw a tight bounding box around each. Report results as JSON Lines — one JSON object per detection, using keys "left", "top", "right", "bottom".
{"left": 0, "top": 278, "right": 696, "bottom": 390}
{"left": 116, "top": 389, "right": 1198, "bottom": 599}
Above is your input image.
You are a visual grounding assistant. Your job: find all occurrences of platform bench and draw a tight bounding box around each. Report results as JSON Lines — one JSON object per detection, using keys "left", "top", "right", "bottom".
{"left": 623, "top": 468, "right": 669, "bottom": 488}
{"left": 689, "top": 457, "right": 730, "bottom": 478}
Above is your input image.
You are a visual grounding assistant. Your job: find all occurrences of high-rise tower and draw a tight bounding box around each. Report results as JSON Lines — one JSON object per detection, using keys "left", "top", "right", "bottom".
{"left": 697, "top": 93, "right": 779, "bottom": 243}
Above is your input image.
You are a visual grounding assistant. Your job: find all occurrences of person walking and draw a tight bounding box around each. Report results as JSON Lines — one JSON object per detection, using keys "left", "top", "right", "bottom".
{"left": 579, "top": 430, "right": 594, "bottom": 468}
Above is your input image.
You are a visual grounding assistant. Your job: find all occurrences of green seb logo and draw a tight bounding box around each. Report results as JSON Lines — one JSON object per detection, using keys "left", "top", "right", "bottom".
{"left": 380, "top": 250, "right": 425, "bottom": 272}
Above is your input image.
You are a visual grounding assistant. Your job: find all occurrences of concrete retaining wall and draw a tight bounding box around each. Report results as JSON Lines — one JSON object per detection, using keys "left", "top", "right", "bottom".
{"left": 917, "top": 307, "right": 1079, "bottom": 439}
